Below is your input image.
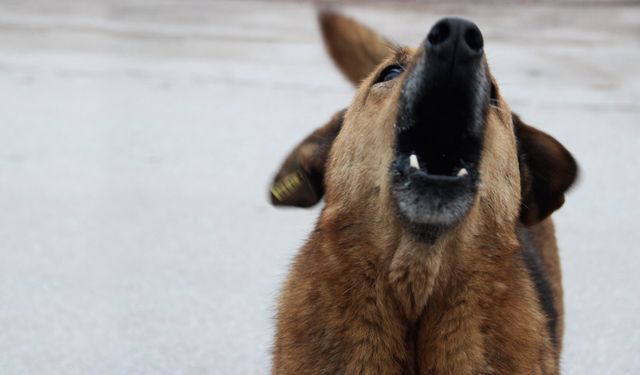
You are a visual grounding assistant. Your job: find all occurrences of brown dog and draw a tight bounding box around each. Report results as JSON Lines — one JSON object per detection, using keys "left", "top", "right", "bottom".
{"left": 269, "top": 12, "right": 577, "bottom": 375}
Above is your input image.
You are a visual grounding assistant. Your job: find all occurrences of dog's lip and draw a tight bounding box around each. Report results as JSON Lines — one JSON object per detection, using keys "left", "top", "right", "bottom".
{"left": 392, "top": 166, "right": 475, "bottom": 195}
{"left": 393, "top": 151, "right": 476, "bottom": 182}
{"left": 406, "top": 168, "right": 470, "bottom": 181}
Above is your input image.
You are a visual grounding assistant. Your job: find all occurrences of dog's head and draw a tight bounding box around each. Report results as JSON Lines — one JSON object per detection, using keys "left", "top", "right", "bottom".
{"left": 270, "top": 12, "right": 577, "bottom": 242}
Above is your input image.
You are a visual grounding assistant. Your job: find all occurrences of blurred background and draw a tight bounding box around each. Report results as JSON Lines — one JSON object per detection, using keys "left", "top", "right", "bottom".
{"left": 0, "top": 0, "right": 638, "bottom": 374}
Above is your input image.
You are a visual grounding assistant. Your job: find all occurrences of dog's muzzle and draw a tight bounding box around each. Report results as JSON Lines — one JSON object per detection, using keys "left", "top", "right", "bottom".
{"left": 391, "top": 17, "right": 491, "bottom": 241}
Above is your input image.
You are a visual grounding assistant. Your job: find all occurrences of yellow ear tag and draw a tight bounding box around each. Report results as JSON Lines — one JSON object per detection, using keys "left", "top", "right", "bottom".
{"left": 271, "top": 170, "right": 306, "bottom": 202}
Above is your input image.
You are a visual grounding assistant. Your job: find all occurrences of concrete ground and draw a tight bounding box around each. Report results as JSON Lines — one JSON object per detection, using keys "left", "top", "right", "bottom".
{"left": 0, "top": 0, "right": 638, "bottom": 374}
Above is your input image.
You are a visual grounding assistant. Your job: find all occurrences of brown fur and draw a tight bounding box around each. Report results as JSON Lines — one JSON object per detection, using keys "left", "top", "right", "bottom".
{"left": 318, "top": 11, "right": 396, "bottom": 85}
{"left": 527, "top": 218, "right": 565, "bottom": 352}
{"left": 271, "top": 12, "right": 577, "bottom": 375}
{"left": 270, "top": 109, "right": 345, "bottom": 207}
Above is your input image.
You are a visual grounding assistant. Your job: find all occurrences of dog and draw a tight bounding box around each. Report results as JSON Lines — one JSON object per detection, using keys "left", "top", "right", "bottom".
{"left": 269, "top": 11, "right": 577, "bottom": 375}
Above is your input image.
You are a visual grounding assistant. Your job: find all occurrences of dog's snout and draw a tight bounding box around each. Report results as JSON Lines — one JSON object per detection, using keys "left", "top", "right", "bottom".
{"left": 427, "top": 18, "right": 483, "bottom": 58}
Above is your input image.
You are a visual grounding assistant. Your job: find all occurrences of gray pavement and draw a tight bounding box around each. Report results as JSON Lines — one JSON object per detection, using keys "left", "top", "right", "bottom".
{"left": 0, "top": 1, "right": 638, "bottom": 374}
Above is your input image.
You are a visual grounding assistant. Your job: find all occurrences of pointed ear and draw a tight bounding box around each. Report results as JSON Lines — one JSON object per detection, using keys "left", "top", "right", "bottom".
{"left": 514, "top": 114, "right": 578, "bottom": 226}
{"left": 269, "top": 110, "right": 345, "bottom": 208}
{"left": 318, "top": 11, "right": 396, "bottom": 86}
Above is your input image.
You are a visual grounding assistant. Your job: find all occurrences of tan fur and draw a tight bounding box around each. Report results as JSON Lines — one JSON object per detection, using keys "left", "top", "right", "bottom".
{"left": 318, "top": 11, "right": 395, "bottom": 86}
{"left": 272, "top": 12, "right": 575, "bottom": 375}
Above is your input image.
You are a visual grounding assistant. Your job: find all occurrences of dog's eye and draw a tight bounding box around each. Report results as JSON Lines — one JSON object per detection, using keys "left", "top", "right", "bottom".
{"left": 375, "top": 64, "right": 404, "bottom": 84}
{"left": 490, "top": 83, "right": 499, "bottom": 106}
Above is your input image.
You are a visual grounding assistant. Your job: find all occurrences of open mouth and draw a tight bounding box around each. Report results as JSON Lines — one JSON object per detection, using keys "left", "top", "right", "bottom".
{"left": 390, "top": 18, "right": 489, "bottom": 238}
{"left": 394, "top": 109, "right": 480, "bottom": 181}
{"left": 391, "top": 102, "right": 483, "bottom": 231}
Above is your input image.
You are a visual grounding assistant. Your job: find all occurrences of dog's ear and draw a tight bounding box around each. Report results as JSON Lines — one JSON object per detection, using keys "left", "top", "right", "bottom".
{"left": 269, "top": 110, "right": 345, "bottom": 207}
{"left": 514, "top": 114, "right": 578, "bottom": 226}
{"left": 318, "top": 11, "right": 396, "bottom": 86}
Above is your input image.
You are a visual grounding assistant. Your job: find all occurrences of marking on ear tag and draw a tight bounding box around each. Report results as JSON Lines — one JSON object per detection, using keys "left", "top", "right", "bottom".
{"left": 271, "top": 170, "right": 306, "bottom": 202}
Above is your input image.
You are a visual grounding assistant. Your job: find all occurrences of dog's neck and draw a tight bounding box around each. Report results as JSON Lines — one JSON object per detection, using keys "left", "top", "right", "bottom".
{"left": 391, "top": 202, "right": 521, "bottom": 320}
{"left": 320, "top": 196, "right": 520, "bottom": 322}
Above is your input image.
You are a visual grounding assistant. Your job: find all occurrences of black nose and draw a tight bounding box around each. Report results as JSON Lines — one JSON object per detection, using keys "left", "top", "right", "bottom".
{"left": 427, "top": 17, "right": 483, "bottom": 58}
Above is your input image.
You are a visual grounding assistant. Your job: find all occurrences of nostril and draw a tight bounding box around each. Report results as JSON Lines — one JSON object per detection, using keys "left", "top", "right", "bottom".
{"left": 427, "top": 21, "right": 450, "bottom": 46}
{"left": 464, "top": 25, "right": 484, "bottom": 52}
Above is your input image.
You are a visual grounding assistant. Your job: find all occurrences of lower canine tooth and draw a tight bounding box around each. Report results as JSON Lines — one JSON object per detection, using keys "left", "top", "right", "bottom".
{"left": 457, "top": 168, "right": 468, "bottom": 177}
{"left": 409, "top": 154, "right": 420, "bottom": 169}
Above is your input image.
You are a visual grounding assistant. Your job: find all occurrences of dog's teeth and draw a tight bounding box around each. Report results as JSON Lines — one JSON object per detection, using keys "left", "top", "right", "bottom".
{"left": 457, "top": 168, "right": 468, "bottom": 177}
{"left": 409, "top": 154, "right": 420, "bottom": 169}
